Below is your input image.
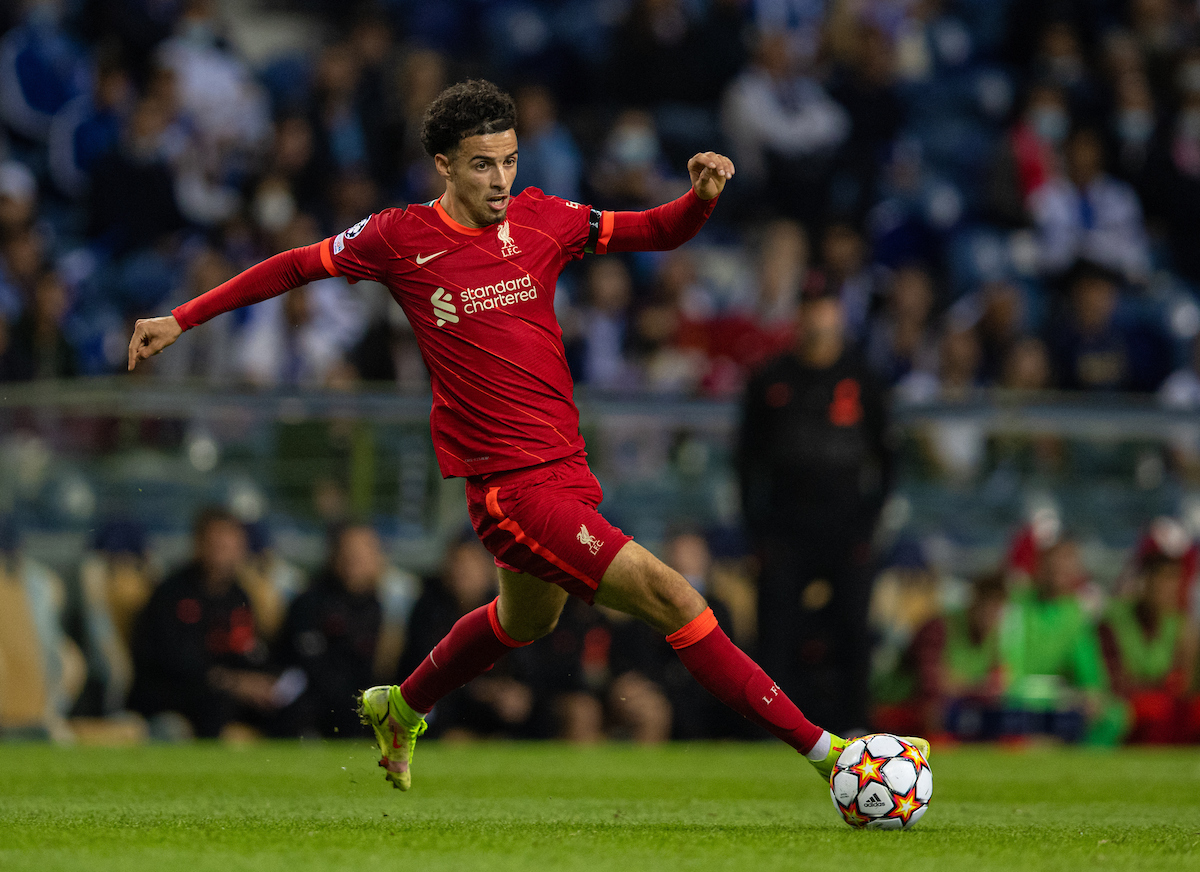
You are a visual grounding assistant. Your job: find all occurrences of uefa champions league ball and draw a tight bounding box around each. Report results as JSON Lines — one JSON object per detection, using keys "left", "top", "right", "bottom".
{"left": 829, "top": 734, "right": 932, "bottom": 829}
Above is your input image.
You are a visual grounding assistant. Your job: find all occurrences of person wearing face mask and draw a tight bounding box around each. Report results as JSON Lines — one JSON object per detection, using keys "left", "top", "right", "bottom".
{"left": 986, "top": 83, "right": 1069, "bottom": 225}
{"left": 1108, "top": 73, "right": 1159, "bottom": 193}
{"left": 1145, "top": 79, "right": 1200, "bottom": 283}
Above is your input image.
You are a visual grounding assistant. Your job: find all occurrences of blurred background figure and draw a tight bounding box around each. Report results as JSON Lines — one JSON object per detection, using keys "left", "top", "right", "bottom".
{"left": 998, "top": 535, "right": 1129, "bottom": 745}
{"left": 738, "top": 279, "right": 892, "bottom": 734}
{"left": 127, "top": 507, "right": 292, "bottom": 740}
{"left": 1100, "top": 527, "right": 1200, "bottom": 744}
{"left": 0, "top": 515, "right": 84, "bottom": 741}
{"left": 280, "top": 523, "right": 399, "bottom": 738}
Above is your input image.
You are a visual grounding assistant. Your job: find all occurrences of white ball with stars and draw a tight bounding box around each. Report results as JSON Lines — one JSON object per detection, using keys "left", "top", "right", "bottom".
{"left": 828, "top": 733, "right": 932, "bottom": 829}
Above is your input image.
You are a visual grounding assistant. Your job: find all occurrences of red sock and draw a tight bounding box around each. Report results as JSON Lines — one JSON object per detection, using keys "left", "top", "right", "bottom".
{"left": 668, "top": 608, "right": 823, "bottom": 754}
{"left": 400, "top": 598, "right": 530, "bottom": 714}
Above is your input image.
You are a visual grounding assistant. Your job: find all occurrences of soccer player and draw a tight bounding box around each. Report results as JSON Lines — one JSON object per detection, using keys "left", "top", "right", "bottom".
{"left": 127, "top": 80, "right": 927, "bottom": 790}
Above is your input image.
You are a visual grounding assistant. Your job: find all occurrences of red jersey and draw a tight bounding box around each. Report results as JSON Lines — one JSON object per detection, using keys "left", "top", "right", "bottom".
{"left": 323, "top": 188, "right": 614, "bottom": 478}
{"left": 171, "top": 185, "right": 716, "bottom": 479}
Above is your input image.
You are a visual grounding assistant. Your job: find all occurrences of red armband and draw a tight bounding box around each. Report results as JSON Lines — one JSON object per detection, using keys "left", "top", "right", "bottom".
{"left": 171, "top": 241, "right": 332, "bottom": 331}
{"left": 603, "top": 188, "right": 717, "bottom": 254}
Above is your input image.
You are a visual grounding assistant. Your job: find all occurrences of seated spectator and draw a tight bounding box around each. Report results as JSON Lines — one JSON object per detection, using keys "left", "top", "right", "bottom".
{"left": 721, "top": 30, "right": 849, "bottom": 224}
{"left": 865, "top": 263, "right": 937, "bottom": 385}
{"left": 820, "top": 221, "right": 885, "bottom": 347}
{"left": 0, "top": 515, "right": 85, "bottom": 740}
{"left": 76, "top": 521, "right": 154, "bottom": 717}
{"left": 1100, "top": 549, "right": 1200, "bottom": 743}
{"left": 48, "top": 48, "right": 131, "bottom": 199}
{"left": 633, "top": 250, "right": 717, "bottom": 395}
{"left": 589, "top": 109, "right": 683, "bottom": 211}
{"left": 1046, "top": 259, "right": 1173, "bottom": 392}
{"left": 399, "top": 538, "right": 534, "bottom": 740}
{"left": 999, "top": 335, "right": 1052, "bottom": 392}
{"left": 564, "top": 257, "right": 639, "bottom": 391}
{"left": 0, "top": 2, "right": 88, "bottom": 142}
{"left": 988, "top": 83, "right": 1070, "bottom": 224}
{"left": 1030, "top": 126, "right": 1150, "bottom": 282}
{"left": 280, "top": 523, "right": 395, "bottom": 738}
{"left": 874, "top": 571, "right": 1008, "bottom": 742}
{"left": 127, "top": 507, "right": 289, "bottom": 740}
{"left": 512, "top": 84, "right": 581, "bottom": 202}
{"left": 998, "top": 536, "right": 1130, "bottom": 745}
{"left": 4, "top": 269, "right": 78, "bottom": 380}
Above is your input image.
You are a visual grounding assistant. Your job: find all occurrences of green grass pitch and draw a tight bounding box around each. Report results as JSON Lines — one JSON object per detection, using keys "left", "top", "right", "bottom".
{"left": 2, "top": 741, "right": 1198, "bottom": 871}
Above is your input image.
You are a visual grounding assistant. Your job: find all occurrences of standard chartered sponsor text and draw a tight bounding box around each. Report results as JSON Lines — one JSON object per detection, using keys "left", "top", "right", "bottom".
{"left": 460, "top": 275, "right": 537, "bottom": 314}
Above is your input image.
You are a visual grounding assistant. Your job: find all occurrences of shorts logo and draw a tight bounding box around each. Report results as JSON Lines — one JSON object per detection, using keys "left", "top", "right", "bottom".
{"left": 577, "top": 523, "right": 603, "bottom": 555}
{"left": 498, "top": 220, "right": 521, "bottom": 257}
{"left": 431, "top": 288, "right": 458, "bottom": 327}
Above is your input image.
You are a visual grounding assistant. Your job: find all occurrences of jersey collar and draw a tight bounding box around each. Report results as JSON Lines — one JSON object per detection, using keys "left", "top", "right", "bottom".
{"left": 434, "top": 196, "right": 486, "bottom": 237}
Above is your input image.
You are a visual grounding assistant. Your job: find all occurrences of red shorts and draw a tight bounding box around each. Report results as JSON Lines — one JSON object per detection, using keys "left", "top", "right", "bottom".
{"left": 465, "top": 453, "right": 632, "bottom": 603}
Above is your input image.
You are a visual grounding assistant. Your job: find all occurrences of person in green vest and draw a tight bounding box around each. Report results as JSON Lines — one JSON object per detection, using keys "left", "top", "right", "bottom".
{"left": 1000, "top": 536, "right": 1130, "bottom": 745}
{"left": 1099, "top": 551, "right": 1200, "bottom": 743}
{"left": 873, "top": 572, "right": 1008, "bottom": 741}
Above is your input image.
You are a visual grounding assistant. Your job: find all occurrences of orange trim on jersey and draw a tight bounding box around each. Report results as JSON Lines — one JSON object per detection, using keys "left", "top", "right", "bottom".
{"left": 486, "top": 597, "right": 532, "bottom": 648}
{"left": 596, "top": 210, "right": 615, "bottom": 254}
{"left": 665, "top": 607, "right": 718, "bottom": 650}
{"left": 434, "top": 197, "right": 486, "bottom": 236}
{"left": 485, "top": 486, "right": 599, "bottom": 590}
{"left": 319, "top": 237, "right": 340, "bottom": 276}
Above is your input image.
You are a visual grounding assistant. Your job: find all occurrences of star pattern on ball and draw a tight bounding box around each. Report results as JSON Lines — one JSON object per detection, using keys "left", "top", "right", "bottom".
{"left": 842, "top": 803, "right": 870, "bottom": 828}
{"left": 886, "top": 787, "right": 924, "bottom": 826}
{"left": 900, "top": 744, "right": 927, "bottom": 768}
{"left": 852, "top": 751, "right": 885, "bottom": 787}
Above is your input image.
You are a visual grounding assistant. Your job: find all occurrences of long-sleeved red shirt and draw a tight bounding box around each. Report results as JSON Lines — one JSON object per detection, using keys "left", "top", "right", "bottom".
{"left": 174, "top": 187, "right": 716, "bottom": 477}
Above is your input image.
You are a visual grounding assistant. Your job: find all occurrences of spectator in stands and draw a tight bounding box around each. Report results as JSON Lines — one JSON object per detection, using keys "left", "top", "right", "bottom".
{"left": 565, "top": 257, "right": 639, "bottom": 391}
{"left": 738, "top": 277, "right": 892, "bottom": 733}
{"left": 720, "top": 29, "right": 850, "bottom": 224}
{"left": 874, "top": 571, "right": 1009, "bottom": 742}
{"left": 1100, "top": 549, "right": 1200, "bottom": 743}
{"left": 819, "top": 221, "right": 886, "bottom": 347}
{"left": 632, "top": 250, "right": 716, "bottom": 395}
{"left": 0, "top": 1, "right": 88, "bottom": 143}
{"left": 399, "top": 538, "right": 534, "bottom": 739}
{"left": 1108, "top": 71, "right": 1159, "bottom": 198}
{"left": 1046, "top": 259, "right": 1173, "bottom": 393}
{"left": 128, "top": 507, "right": 285, "bottom": 739}
{"left": 48, "top": 47, "right": 132, "bottom": 199}
{"left": 2, "top": 268, "right": 76, "bottom": 380}
{"left": 1030, "top": 126, "right": 1151, "bottom": 282}
{"left": 589, "top": 109, "right": 681, "bottom": 211}
{"left": 988, "top": 83, "right": 1070, "bottom": 224}
{"left": 0, "top": 515, "right": 84, "bottom": 740}
{"left": 512, "top": 84, "right": 582, "bottom": 203}
{"left": 999, "top": 535, "right": 1130, "bottom": 745}
{"left": 76, "top": 520, "right": 153, "bottom": 717}
{"left": 281, "top": 523, "right": 394, "bottom": 738}
{"left": 1146, "top": 85, "right": 1200, "bottom": 283}
{"left": 1000, "top": 335, "right": 1053, "bottom": 392}
{"left": 865, "top": 264, "right": 938, "bottom": 385}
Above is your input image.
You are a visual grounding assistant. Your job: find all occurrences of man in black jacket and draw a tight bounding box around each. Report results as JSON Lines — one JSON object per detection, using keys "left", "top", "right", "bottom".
{"left": 128, "top": 508, "right": 280, "bottom": 738}
{"left": 737, "top": 277, "right": 893, "bottom": 734}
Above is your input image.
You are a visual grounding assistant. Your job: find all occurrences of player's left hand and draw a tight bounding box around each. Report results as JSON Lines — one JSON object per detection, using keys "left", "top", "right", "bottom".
{"left": 688, "top": 152, "right": 735, "bottom": 200}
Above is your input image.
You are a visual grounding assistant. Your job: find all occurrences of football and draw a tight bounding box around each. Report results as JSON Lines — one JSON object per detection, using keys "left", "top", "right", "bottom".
{"left": 829, "top": 734, "right": 932, "bottom": 829}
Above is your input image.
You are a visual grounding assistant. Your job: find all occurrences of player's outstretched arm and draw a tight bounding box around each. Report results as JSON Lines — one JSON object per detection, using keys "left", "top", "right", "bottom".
{"left": 125, "top": 241, "right": 335, "bottom": 371}
{"left": 603, "top": 152, "right": 734, "bottom": 254}
{"left": 127, "top": 315, "right": 183, "bottom": 370}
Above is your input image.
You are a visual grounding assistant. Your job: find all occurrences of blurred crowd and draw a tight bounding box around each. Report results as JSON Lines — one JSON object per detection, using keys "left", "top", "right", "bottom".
{"left": 2, "top": 0, "right": 1200, "bottom": 399}
{"left": 2, "top": 504, "right": 1198, "bottom": 746}
{"left": 0, "top": 507, "right": 761, "bottom": 743}
{"left": 871, "top": 512, "right": 1200, "bottom": 746}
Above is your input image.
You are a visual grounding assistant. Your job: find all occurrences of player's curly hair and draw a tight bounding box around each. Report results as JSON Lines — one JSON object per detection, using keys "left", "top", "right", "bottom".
{"left": 420, "top": 79, "right": 517, "bottom": 158}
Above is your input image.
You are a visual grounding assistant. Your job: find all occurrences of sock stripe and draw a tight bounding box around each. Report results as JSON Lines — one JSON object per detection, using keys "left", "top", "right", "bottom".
{"left": 665, "top": 607, "right": 718, "bottom": 650}
{"left": 487, "top": 597, "right": 533, "bottom": 648}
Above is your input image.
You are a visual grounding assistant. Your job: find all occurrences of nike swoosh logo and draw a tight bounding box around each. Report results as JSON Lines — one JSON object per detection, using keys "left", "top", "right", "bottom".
{"left": 415, "top": 250, "right": 448, "bottom": 265}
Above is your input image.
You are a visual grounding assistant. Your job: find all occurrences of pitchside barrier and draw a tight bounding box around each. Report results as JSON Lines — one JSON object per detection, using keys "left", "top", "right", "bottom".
{"left": 0, "top": 380, "right": 1195, "bottom": 587}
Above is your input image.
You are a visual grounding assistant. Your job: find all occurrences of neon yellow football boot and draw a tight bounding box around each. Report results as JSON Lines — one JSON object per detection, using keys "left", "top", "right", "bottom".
{"left": 358, "top": 685, "right": 428, "bottom": 791}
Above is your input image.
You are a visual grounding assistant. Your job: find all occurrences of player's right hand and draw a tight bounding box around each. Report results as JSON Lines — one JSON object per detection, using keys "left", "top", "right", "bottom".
{"left": 127, "top": 314, "right": 183, "bottom": 371}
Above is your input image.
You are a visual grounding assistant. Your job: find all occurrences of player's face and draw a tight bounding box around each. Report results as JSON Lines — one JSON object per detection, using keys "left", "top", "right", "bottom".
{"left": 436, "top": 129, "right": 519, "bottom": 228}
